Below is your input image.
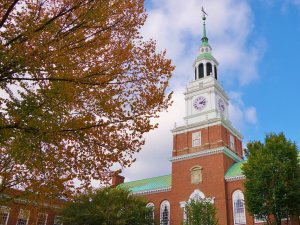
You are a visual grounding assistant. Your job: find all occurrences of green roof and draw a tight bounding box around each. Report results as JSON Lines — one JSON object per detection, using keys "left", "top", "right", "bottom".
{"left": 225, "top": 161, "right": 245, "bottom": 178}
{"left": 225, "top": 152, "right": 300, "bottom": 178}
{"left": 196, "top": 52, "right": 216, "bottom": 61}
{"left": 118, "top": 174, "right": 171, "bottom": 193}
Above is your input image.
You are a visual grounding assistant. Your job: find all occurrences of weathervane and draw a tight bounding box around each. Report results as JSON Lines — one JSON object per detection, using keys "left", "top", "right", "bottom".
{"left": 201, "top": 6, "right": 207, "bottom": 20}
{"left": 201, "top": 7, "right": 208, "bottom": 41}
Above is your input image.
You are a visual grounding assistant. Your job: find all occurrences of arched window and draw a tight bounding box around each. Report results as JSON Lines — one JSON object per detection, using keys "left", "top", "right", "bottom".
{"left": 195, "top": 67, "right": 197, "bottom": 80}
{"left": 214, "top": 65, "right": 218, "bottom": 80}
{"left": 232, "top": 190, "right": 246, "bottom": 224}
{"left": 160, "top": 200, "right": 170, "bottom": 225}
{"left": 189, "top": 189, "right": 205, "bottom": 201}
{"left": 206, "top": 63, "right": 212, "bottom": 76}
{"left": 198, "top": 63, "right": 204, "bottom": 79}
{"left": 146, "top": 202, "right": 155, "bottom": 224}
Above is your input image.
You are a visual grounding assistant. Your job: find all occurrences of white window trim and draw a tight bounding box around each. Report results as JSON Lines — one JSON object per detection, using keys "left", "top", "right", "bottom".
{"left": 232, "top": 190, "right": 246, "bottom": 225}
{"left": 16, "top": 209, "right": 30, "bottom": 225}
{"left": 192, "top": 131, "right": 201, "bottom": 147}
{"left": 146, "top": 202, "right": 155, "bottom": 225}
{"left": 53, "top": 216, "right": 63, "bottom": 225}
{"left": 230, "top": 134, "right": 235, "bottom": 150}
{"left": 0, "top": 206, "right": 10, "bottom": 225}
{"left": 254, "top": 214, "right": 267, "bottom": 223}
{"left": 160, "top": 200, "right": 170, "bottom": 225}
{"left": 36, "top": 213, "right": 48, "bottom": 225}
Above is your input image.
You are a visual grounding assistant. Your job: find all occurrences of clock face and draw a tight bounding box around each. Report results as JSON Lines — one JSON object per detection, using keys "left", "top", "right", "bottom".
{"left": 218, "top": 99, "right": 225, "bottom": 112}
{"left": 193, "top": 96, "right": 207, "bottom": 111}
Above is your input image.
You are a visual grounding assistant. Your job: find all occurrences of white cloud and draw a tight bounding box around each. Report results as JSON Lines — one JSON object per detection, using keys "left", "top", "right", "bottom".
{"left": 122, "top": 89, "right": 185, "bottom": 181}
{"left": 228, "top": 91, "right": 258, "bottom": 131}
{"left": 141, "top": 0, "right": 264, "bottom": 87}
{"left": 245, "top": 107, "right": 258, "bottom": 125}
{"left": 121, "top": 0, "right": 263, "bottom": 182}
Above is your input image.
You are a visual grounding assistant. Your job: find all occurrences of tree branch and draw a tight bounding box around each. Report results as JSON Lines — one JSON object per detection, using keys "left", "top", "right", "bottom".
{"left": 0, "top": 0, "right": 19, "bottom": 29}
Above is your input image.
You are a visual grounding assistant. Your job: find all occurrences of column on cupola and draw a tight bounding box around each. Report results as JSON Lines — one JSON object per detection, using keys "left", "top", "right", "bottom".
{"left": 203, "top": 61, "right": 207, "bottom": 78}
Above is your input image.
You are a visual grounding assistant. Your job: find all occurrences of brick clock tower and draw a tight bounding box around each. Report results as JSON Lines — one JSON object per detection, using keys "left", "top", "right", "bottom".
{"left": 169, "top": 10, "right": 244, "bottom": 225}
{"left": 118, "top": 9, "right": 253, "bottom": 225}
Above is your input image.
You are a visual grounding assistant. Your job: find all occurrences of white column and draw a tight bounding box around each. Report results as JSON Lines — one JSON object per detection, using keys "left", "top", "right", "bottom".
{"left": 203, "top": 62, "right": 207, "bottom": 77}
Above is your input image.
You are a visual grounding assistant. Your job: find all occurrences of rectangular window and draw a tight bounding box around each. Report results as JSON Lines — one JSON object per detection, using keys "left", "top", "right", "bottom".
{"left": 0, "top": 206, "right": 10, "bottom": 225}
{"left": 254, "top": 215, "right": 267, "bottom": 223}
{"left": 53, "top": 216, "right": 63, "bottom": 225}
{"left": 36, "top": 213, "right": 47, "bottom": 225}
{"left": 16, "top": 209, "right": 30, "bottom": 225}
{"left": 230, "top": 135, "right": 235, "bottom": 150}
{"left": 192, "top": 132, "right": 201, "bottom": 147}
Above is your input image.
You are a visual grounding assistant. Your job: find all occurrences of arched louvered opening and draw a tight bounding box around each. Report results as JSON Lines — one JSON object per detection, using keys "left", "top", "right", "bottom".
{"left": 214, "top": 65, "right": 218, "bottom": 80}
{"left": 206, "top": 62, "right": 212, "bottom": 76}
{"left": 198, "top": 63, "right": 204, "bottom": 79}
{"left": 195, "top": 67, "right": 197, "bottom": 80}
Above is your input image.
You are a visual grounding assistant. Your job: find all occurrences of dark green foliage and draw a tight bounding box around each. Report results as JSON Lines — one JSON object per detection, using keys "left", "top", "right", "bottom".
{"left": 184, "top": 200, "right": 219, "bottom": 225}
{"left": 61, "top": 187, "right": 153, "bottom": 225}
{"left": 242, "top": 133, "right": 300, "bottom": 225}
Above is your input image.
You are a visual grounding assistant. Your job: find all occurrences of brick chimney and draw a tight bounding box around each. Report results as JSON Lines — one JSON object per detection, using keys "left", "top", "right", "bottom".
{"left": 111, "top": 174, "right": 125, "bottom": 187}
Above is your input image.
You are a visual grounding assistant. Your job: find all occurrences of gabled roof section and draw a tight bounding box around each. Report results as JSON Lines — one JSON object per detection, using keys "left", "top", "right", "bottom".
{"left": 118, "top": 174, "right": 171, "bottom": 194}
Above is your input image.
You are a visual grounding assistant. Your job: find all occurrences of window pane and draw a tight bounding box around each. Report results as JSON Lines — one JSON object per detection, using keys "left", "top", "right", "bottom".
{"left": 0, "top": 206, "right": 10, "bottom": 225}
{"left": 36, "top": 213, "right": 47, "bottom": 225}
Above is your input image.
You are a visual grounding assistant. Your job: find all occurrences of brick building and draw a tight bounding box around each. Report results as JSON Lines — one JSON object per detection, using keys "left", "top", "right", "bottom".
{"left": 0, "top": 189, "right": 63, "bottom": 225}
{"left": 117, "top": 11, "right": 300, "bottom": 225}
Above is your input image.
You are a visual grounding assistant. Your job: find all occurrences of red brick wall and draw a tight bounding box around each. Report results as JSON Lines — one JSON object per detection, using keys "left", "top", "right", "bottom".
{"left": 3, "top": 204, "right": 60, "bottom": 225}
{"left": 138, "top": 152, "right": 237, "bottom": 225}
{"left": 173, "top": 125, "right": 243, "bottom": 158}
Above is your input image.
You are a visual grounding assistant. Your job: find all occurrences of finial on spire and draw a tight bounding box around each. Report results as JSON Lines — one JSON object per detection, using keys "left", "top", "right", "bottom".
{"left": 201, "top": 7, "right": 208, "bottom": 44}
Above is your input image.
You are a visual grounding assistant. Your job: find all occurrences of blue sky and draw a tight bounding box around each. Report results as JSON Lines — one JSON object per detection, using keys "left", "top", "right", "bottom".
{"left": 241, "top": 1, "right": 300, "bottom": 144}
{"left": 121, "top": 0, "right": 300, "bottom": 181}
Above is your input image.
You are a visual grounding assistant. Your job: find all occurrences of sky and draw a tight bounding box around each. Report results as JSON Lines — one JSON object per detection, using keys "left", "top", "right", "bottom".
{"left": 120, "top": 0, "right": 300, "bottom": 182}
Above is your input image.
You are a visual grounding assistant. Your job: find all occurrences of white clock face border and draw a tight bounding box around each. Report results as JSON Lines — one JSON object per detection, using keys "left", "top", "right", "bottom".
{"left": 218, "top": 98, "right": 225, "bottom": 112}
{"left": 193, "top": 96, "right": 207, "bottom": 111}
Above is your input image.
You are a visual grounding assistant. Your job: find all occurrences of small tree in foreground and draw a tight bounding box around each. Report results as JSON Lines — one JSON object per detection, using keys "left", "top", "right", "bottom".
{"left": 242, "top": 133, "right": 300, "bottom": 225}
{"left": 184, "top": 199, "right": 219, "bottom": 225}
{"left": 61, "top": 187, "right": 153, "bottom": 225}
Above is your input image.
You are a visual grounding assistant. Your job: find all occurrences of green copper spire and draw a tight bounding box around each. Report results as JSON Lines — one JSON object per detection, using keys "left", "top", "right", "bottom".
{"left": 194, "top": 7, "right": 218, "bottom": 67}
{"left": 201, "top": 7, "right": 208, "bottom": 45}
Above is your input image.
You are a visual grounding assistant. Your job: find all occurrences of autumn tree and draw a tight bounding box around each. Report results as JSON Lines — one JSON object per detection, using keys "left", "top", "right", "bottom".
{"left": 242, "top": 133, "right": 300, "bottom": 225}
{"left": 61, "top": 187, "right": 153, "bottom": 225}
{"left": 184, "top": 199, "right": 219, "bottom": 225}
{"left": 0, "top": 0, "right": 174, "bottom": 200}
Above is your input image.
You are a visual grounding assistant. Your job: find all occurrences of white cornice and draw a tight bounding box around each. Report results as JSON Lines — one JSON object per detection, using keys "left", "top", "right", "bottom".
{"left": 185, "top": 77, "right": 229, "bottom": 101}
{"left": 169, "top": 146, "right": 243, "bottom": 163}
{"left": 171, "top": 118, "right": 243, "bottom": 140}
{"left": 132, "top": 187, "right": 171, "bottom": 196}
{"left": 225, "top": 175, "right": 245, "bottom": 182}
